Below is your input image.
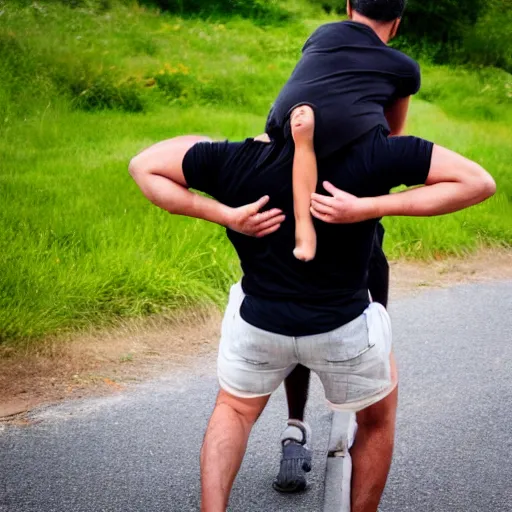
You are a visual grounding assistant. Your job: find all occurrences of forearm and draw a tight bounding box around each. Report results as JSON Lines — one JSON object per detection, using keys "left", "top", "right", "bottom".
{"left": 133, "top": 172, "right": 232, "bottom": 227}
{"left": 312, "top": 146, "right": 496, "bottom": 225}
{"left": 385, "top": 96, "right": 410, "bottom": 137}
{"left": 366, "top": 181, "right": 490, "bottom": 219}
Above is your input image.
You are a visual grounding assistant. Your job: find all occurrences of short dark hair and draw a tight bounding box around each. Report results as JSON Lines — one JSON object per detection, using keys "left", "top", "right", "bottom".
{"left": 350, "top": 0, "right": 406, "bottom": 22}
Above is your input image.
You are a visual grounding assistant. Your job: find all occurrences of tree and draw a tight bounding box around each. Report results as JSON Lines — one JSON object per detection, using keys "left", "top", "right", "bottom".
{"left": 398, "top": 0, "right": 483, "bottom": 44}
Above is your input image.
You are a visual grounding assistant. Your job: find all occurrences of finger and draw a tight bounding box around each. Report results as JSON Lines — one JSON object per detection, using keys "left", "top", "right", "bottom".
{"left": 255, "top": 223, "right": 282, "bottom": 238}
{"left": 310, "top": 207, "right": 334, "bottom": 224}
{"left": 311, "top": 193, "right": 337, "bottom": 207}
{"left": 310, "top": 200, "right": 335, "bottom": 215}
{"left": 254, "top": 215, "right": 286, "bottom": 231}
{"left": 248, "top": 195, "right": 270, "bottom": 215}
{"left": 251, "top": 208, "right": 283, "bottom": 223}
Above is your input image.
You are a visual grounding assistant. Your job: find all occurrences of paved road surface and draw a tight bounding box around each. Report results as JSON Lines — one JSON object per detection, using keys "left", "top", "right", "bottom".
{"left": 1, "top": 282, "right": 511, "bottom": 511}
{"left": 0, "top": 359, "right": 331, "bottom": 511}
{"left": 380, "top": 281, "right": 512, "bottom": 512}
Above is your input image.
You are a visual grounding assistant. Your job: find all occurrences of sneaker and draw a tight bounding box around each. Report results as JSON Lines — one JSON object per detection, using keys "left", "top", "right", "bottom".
{"left": 272, "top": 420, "right": 313, "bottom": 493}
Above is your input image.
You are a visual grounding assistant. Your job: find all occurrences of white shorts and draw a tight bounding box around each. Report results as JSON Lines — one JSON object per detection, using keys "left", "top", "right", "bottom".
{"left": 217, "top": 282, "right": 397, "bottom": 413}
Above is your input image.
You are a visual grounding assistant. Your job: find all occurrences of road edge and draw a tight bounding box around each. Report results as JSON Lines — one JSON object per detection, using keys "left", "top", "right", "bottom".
{"left": 323, "top": 412, "right": 357, "bottom": 512}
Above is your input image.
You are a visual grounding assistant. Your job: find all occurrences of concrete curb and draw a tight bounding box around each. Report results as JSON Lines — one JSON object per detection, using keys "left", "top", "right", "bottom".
{"left": 323, "top": 412, "right": 357, "bottom": 512}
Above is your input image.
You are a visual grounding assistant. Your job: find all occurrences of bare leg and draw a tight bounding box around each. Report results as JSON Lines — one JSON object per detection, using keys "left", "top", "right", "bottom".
{"left": 290, "top": 105, "right": 317, "bottom": 262}
{"left": 351, "top": 355, "right": 398, "bottom": 512}
{"left": 201, "top": 389, "right": 269, "bottom": 512}
{"left": 284, "top": 364, "right": 311, "bottom": 421}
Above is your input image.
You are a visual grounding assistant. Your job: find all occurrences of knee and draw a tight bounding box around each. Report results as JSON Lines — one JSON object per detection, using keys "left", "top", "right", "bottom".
{"left": 216, "top": 390, "right": 267, "bottom": 427}
{"left": 290, "top": 105, "right": 315, "bottom": 142}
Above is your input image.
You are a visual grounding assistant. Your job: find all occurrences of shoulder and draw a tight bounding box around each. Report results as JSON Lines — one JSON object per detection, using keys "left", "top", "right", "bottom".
{"left": 303, "top": 21, "right": 346, "bottom": 50}
{"left": 387, "top": 47, "right": 421, "bottom": 77}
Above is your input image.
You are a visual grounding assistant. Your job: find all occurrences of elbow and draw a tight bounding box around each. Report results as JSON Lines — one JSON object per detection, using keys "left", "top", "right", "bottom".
{"left": 128, "top": 155, "right": 143, "bottom": 180}
{"left": 472, "top": 166, "right": 496, "bottom": 202}
{"left": 476, "top": 168, "right": 496, "bottom": 201}
{"left": 128, "top": 155, "right": 157, "bottom": 203}
{"left": 482, "top": 173, "right": 497, "bottom": 199}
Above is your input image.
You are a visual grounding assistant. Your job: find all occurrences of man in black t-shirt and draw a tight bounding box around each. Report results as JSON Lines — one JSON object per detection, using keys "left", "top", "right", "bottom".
{"left": 130, "top": 133, "right": 494, "bottom": 512}
{"left": 129, "top": 2, "right": 496, "bottom": 510}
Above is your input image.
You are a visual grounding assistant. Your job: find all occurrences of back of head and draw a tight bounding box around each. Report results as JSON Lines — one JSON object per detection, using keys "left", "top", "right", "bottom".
{"left": 349, "top": 0, "right": 406, "bottom": 22}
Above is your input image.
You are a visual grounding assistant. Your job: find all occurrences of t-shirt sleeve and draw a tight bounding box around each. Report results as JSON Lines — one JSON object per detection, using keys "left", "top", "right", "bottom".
{"left": 395, "top": 60, "right": 421, "bottom": 98}
{"left": 370, "top": 135, "right": 434, "bottom": 194}
{"left": 182, "top": 140, "right": 229, "bottom": 198}
{"left": 302, "top": 24, "right": 327, "bottom": 52}
{"left": 265, "top": 103, "right": 278, "bottom": 136}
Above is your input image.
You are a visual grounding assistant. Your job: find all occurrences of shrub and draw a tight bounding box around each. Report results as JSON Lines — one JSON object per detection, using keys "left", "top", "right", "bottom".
{"left": 70, "top": 75, "right": 145, "bottom": 112}
{"left": 138, "top": 0, "right": 291, "bottom": 23}
{"left": 457, "top": 7, "right": 512, "bottom": 72}
{"left": 307, "top": 0, "right": 345, "bottom": 15}
{"left": 399, "top": 0, "right": 483, "bottom": 44}
{"left": 154, "top": 64, "right": 196, "bottom": 103}
{"left": 154, "top": 64, "right": 250, "bottom": 108}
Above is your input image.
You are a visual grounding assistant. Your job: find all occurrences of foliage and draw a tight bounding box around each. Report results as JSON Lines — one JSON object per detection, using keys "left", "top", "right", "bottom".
{"left": 138, "top": 0, "right": 291, "bottom": 23}
{"left": 400, "top": 0, "right": 482, "bottom": 44}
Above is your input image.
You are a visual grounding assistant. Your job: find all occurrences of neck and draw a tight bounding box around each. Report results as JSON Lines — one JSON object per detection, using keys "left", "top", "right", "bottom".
{"left": 350, "top": 13, "right": 394, "bottom": 44}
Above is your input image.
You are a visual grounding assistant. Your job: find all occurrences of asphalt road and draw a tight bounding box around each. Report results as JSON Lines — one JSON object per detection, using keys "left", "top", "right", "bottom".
{"left": 380, "top": 281, "right": 512, "bottom": 512}
{"left": 1, "top": 282, "right": 511, "bottom": 512}
{"left": 0, "top": 356, "right": 331, "bottom": 512}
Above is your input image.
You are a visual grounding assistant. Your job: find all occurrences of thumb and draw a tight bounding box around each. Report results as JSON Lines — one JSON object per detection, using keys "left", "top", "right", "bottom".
{"left": 247, "top": 195, "right": 270, "bottom": 214}
{"left": 323, "top": 181, "right": 354, "bottom": 200}
{"left": 322, "top": 181, "right": 341, "bottom": 197}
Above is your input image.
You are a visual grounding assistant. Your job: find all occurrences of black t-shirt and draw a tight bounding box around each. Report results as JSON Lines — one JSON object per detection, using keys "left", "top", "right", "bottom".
{"left": 182, "top": 127, "right": 431, "bottom": 336}
{"left": 265, "top": 21, "right": 421, "bottom": 158}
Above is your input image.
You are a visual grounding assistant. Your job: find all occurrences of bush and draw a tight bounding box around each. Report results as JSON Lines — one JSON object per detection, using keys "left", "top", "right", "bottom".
{"left": 456, "top": 7, "right": 512, "bottom": 72}
{"left": 307, "top": 0, "right": 345, "bottom": 15}
{"left": 154, "top": 64, "right": 250, "bottom": 108}
{"left": 154, "top": 64, "right": 196, "bottom": 103}
{"left": 138, "top": 0, "right": 291, "bottom": 23}
{"left": 399, "top": 0, "right": 482, "bottom": 44}
{"left": 49, "top": 58, "right": 146, "bottom": 112}
{"left": 70, "top": 75, "right": 145, "bottom": 112}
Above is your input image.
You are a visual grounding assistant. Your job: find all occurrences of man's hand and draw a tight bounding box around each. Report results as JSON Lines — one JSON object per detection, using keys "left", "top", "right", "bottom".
{"left": 226, "top": 195, "right": 286, "bottom": 237}
{"left": 310, "top": 182, "right": 374, "bottom": 224}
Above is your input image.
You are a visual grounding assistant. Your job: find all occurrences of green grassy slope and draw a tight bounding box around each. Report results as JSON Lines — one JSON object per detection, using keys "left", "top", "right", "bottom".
{"left": 1, "top": 2, "right": 510, "bottom": 345}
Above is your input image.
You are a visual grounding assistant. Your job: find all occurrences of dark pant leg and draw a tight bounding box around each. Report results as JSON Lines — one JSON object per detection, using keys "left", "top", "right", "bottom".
{"left": 284, "top": 364, "right": 310, "bottom": 421}
{"left": 368, "top": 223, "right": 389, "bottom": 309}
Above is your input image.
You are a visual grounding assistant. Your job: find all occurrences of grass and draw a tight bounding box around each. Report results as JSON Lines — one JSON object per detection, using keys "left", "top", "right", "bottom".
{"left": 0, "top": 1, "right": 511, "bottom": 346}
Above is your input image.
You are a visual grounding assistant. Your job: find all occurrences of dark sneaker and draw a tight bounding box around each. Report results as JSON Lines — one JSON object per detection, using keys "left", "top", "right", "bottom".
{"left": 272, "top": 420, "right": 313, "bottom": 493}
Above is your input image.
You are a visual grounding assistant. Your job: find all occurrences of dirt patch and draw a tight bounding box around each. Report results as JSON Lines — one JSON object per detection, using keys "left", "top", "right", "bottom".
{"left": 0, "top": 308, "right": 221, "bottom": 422}
{"left": 1, "top": 249, "right": 511, "bottom": 420}
{"left": 389, "top": 248, "right": 512, "bottom": 300}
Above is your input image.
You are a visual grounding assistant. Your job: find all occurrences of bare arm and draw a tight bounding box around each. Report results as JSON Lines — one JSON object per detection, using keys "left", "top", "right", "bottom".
{"left": 129, "top": 136, "right": 285, "bottom": 237}
{"left": 129, "top": 136, "right": 232, "bottom": 226}
{"left": 310, "top": 145, "right": 496, "bottom": 223}
{"left": 384, "top": 96, "right": 410, "bottom": 137}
